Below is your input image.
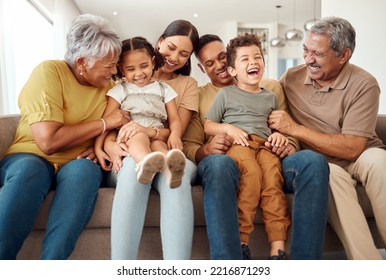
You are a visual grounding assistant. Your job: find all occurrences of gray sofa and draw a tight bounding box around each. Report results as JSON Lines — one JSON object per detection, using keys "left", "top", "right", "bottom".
{"left": 0, "top": 114, "right": 385, "bottom": 259}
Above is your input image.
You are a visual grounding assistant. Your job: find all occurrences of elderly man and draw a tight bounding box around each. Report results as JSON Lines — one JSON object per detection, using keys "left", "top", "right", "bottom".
{"left": 271, "top": 17, "right": 386, "bottom": 259}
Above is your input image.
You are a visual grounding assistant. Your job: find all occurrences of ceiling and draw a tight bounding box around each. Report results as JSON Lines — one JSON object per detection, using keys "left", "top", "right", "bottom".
{"left": 73, "top": 0, "right": 321, "bottom": 42}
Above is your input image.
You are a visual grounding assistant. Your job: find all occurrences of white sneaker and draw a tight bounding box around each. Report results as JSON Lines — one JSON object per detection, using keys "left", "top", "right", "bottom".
{"left": 136, "top": 152, "right": 165, "bottom": 185}
{"left": 164, "top": 149, "right": 186, "bottom": 188}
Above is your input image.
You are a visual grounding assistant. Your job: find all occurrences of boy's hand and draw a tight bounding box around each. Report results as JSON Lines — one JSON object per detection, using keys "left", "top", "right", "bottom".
{"left": 268, "top": 132, "right": 289, "bottom": 148}
{"left": 224, "top": 124, "right": 249, "bottom": 146}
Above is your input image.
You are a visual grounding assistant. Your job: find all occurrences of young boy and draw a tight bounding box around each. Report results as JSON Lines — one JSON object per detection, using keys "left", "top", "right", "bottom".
{"left": 204, "top": 33, "right": 290, "bottom": 259}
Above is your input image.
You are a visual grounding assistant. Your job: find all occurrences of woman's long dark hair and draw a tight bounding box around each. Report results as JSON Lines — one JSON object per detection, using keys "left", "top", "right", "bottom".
{"left": 157, "top": 19, "right": 199, "bottom": 76}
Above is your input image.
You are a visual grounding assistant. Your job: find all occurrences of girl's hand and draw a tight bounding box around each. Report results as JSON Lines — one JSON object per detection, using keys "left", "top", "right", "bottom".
{"left": 167, "top": 132, "right": 183, "bottom": 150}
{"left": 116, "top": 121, "right": 146, "bottom": 143}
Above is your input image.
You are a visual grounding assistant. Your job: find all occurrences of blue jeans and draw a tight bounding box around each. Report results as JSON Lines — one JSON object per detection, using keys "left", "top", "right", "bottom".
{"left": 0, "top": 153, "right": 102, "bottom": 260}
{"left": 197, "top": 151, "right": 329, "bottom": 260}
{"left": 111, "top": 156, "right": 196, "bottom": 260}
{"left": 196, "top": 154, "right": 242, "bottom": 260}
{"left": 282, "top": 150, "right": 329, "bottom": 259}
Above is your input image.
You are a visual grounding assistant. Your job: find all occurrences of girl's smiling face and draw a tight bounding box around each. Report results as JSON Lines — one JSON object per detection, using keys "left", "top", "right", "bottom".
{"left": 120, "top": 49, "right": 154, "bottom": 87}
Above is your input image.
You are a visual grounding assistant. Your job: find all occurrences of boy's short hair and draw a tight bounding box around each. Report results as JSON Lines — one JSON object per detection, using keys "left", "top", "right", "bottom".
{"left": 226, "top": 33, "right": 264, "bottom": 68}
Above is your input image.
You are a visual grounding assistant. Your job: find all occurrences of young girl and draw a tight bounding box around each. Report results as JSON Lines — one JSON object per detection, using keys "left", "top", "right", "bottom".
{"left": 108, "top": 20, "right": 199, "bottom": 260}
{"left": 95, "top": 36, "right": 186, "bottom": 188}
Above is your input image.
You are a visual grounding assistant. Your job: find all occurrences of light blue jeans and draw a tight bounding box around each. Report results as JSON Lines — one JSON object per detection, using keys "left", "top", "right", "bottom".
{"left": 0, "top": 153, "right": 101, "bottom": 260}
{"left": 111, "top": 156, "right": 196, "bottom": 259}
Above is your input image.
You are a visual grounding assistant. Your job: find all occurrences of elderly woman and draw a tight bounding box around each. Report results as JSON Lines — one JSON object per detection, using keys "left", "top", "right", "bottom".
{"left": 0, "top": 14, "right": 129, "bottom": 260}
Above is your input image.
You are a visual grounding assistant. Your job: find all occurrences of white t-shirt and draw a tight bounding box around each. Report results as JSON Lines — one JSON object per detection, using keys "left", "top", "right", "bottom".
{"left": 107, "top": 80, "right": 177, "bottom": 128}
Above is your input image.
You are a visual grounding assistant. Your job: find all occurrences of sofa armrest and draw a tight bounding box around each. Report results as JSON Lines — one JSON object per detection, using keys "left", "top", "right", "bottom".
{"left": 0, "top": 114, "right": 21, "bottom": 159}
{"left": 376, "top": 114, "right": 386, "bottom": 145}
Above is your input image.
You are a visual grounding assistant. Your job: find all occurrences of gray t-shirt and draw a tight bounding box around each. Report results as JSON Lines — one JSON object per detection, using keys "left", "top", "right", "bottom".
{"left": 206, "top": 85, "right": 277, "bottom": 139}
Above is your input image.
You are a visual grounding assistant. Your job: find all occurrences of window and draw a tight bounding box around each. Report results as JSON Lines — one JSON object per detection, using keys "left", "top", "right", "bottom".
{"left": 0, "top": 0, "right": 53, "bottom": 114}
{"left": 278, "top": 58, "right": 298, "bottom": 79}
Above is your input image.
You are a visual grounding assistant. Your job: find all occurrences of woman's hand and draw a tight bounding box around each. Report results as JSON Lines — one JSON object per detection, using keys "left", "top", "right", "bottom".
{"left": 103, "top": 108, "right": 131, "bottom": 130}
{"left": 94, "top": 146, "right": 113, "bottom": 171}
{"left": 77, "top": 146, "right": 97, "bottom": 162}
{"left": 104, "top": 131, "right": 129, "bottom": 173}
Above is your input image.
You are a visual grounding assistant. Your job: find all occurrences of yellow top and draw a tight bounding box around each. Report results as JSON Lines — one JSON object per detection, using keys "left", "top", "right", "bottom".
{"left": 5, "top": 60, "right": 112, "bottom": 168}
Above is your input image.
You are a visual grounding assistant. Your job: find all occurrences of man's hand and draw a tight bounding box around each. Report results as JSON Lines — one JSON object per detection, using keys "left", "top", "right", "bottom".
{"left": 268, "top": 110, "right": 299, "bottom": 136}
{"left": 265, "top": 141, "right": 295, "bottom": 159}
{"left": 203, "top": 134, "right": 233, "bottom": 155}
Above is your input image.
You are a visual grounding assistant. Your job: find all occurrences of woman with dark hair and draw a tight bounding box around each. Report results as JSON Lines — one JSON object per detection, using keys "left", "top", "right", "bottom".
{"left": 104, "top": 19, "right": 199, "bottom": 260}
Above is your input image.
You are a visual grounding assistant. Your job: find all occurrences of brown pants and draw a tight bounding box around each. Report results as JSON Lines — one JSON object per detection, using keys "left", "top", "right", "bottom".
{"left": 226, "top": 135, "right": 290, "bottom": 244}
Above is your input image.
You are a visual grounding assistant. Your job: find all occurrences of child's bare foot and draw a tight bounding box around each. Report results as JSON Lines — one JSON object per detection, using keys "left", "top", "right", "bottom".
{"left": 136, "top": 152, "right": 165, "bottom": 184}
{"left": 164, "top": 149, "right": 186, "bottom": 188}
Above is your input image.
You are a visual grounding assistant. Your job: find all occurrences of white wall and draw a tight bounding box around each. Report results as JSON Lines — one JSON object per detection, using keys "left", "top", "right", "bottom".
{"left": 2, "top": 1, "right": 385, "bottom": 114}
{"left": 322, "top": 0, "right": 386, "bottom": 114}
{"left": 51, "top": 0, "right": 80, "bottom": 58}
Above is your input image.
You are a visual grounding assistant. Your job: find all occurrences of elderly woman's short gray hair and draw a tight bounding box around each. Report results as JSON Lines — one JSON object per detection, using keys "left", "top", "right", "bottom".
{"left": 64, "top": 14, "right": 121, "bottom": 67}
